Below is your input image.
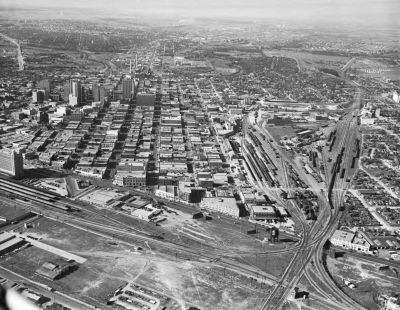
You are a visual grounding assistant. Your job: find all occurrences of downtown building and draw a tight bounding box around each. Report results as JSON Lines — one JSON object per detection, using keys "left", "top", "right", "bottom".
{"left": 122, "top": 78, "right": 134, "bottom": 100}
{"left": 66, "top": 80, "right": 82, "bottom": 106}
{"left": 93, "top": 83, "right": 106, "bottom": 104}
{"left": 0, "top": 148, "right": 24, "bottom": 178}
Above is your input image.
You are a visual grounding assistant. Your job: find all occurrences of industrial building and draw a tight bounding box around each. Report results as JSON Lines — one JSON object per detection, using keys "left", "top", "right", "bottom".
{"left": 114, "top": 161, "right": 147, "bottom": 187}
{"left": 129, "top": 204, "right": 162, "bottom": 221}
{"left": 80, "top": 188, "right": 129, "bottom": 207}
{"left": 155, "top": 185, "right": 177, "bottom": 200}
{"left": 36, "top": 259, "right": 77, "bottom": 280}
{"left": 200, "top": 197, "right": 239, "bottom": 218}
{"left": 250, "top": 205, "right": 277, "bottom": 221}
{"left": 0, "top": 207, "right": 33, "bottom": 226}
{"left": 330, "top": 229, "right": 375, "bottom": 253}
{"left": 0, "top": 232, "right": 25, "bottom": 255}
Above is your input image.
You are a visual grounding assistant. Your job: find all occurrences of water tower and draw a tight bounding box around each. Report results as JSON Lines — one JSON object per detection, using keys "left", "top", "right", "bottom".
{"left": 270, "top": 227, "right": 279, "bottom": 243}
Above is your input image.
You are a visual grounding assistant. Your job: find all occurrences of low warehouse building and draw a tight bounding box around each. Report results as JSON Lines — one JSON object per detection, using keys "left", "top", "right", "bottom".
{"left": 250, "top": 205, "right": 277, "bottom": 221}
{"left": 330, "top": 229, "right": 375, "bottom": 253}
{"left": 36, "top": 259, "right": 77, "bottom": 280}
{"left": 0, "top": 232, "right": 25, "bottom": 255}
{"left": 200, "top": 197, "right": 239, "bottom": 218}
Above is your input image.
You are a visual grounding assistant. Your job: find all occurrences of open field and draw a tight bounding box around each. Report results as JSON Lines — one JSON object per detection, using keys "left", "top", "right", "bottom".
{"left": 351, "top": 58, "right": 400, "bottom": 81}
{"left": 0, "top": 199, "right": 31, "bottom": 220}
{"left": 156, "top": 208, "right": 296, "bottom": 255}
{"left": 206, "top": 57, "right": 239, "bottom": 74}
{"left": 1, "top": 217, "right": 271, "bottom": 310}
{"left": 262, "top": 49, "right": 350, "bottom": 72}
{"left": 264, "top": 125, "right": 297, "bottom": 141}
{"left": 238, "top": 250, "right": 295, "bottom": 278}
{"left": 264, "top": 121, "right": 332, "bottom": 142}
{"left": 213, "top": 50, "right": 262, "bottom": 58}
{"left": 207, "top": 57, "right": 232, "bottom": 68}
{"left": 21, "top": 46, "right": 110, "bottom": 73}
{"left": 326, "top": 255, "right": 400, "bottom": 310}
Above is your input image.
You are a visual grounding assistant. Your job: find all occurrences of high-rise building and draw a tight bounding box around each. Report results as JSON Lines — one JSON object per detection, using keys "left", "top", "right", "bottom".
{"left": 393, "top": 91, "right": 400, "bottom": 104}
{"left": 37, "top": 79, "right": 51, "bottom": 92}
{"left": 43, "top": 89, "right": 49, "bottom": 101}
{"left": 71, "top": 81, "right": 82, "bottom": 100}
{"left": 32, "top": 90, "right": 44, "bottom": 103}
{"left": 68, "top": 80, "right": 82, "bottom": 106}
{"left": 38, "top": 111, "right": 49, "bottom": 124}
{"left": 93, "top": 84, "right": 105, "bottom": 104}
{"left": 69, "top": 95, "right": 78, "bottom": 106}
{"left": 0, "top": 148, "right": 24, "bottom": 178}
{"left": 93, "top": 83, "right": 100, "bottom": 102}
{"left": 32, "top": 89, "right": 49, "bottom": 103}
{"left": 63, "top": 80, "right": 72, "bottom": 101}
{"left": 122, "top": 78, "right": 134, "bottom": 100}
{"left": 99, "top": 87, "right": 105, "bottom": 104}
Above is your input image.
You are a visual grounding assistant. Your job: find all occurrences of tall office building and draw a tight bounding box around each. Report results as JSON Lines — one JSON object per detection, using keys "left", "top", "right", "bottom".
{"left": 0, "top": 148, "right": 24, "bottom": 178}
{"left": 93, "top": 83, "right": 100, "bottom": 102}
{"left": 393, "top": 91, "right": 400, "bottom": 104}
{"left": 32, "top": 89, "right": 49, "bottom": 103}
{"left": 99, "top": 87, "right": 105, "bottom": 104}
{"left": 68, "top": 80, "right": 82, "bottom": 106}
{"left": 37, "top": 79, "right": 51, "bottom": 92}
{"left": 93, "top": 83, "right": 105, "bottom": 104}
{"left": 63, "top": 81, "right": 70, "bottom": 101}
{"left": 32, "top": 90, "right": 45, "bottom": 103}
{"left": 122, "top": 78, "right": 134, "bottom": 100}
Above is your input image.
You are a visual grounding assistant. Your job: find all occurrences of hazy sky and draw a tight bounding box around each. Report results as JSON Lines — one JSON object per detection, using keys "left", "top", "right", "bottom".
{"left": 1, "top": 0, "right": 399, "bottom": 28}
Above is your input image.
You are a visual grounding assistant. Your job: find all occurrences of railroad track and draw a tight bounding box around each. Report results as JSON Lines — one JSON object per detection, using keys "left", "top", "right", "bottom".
{"left": 257, "top": 104, "right": 365, "bottom": 309}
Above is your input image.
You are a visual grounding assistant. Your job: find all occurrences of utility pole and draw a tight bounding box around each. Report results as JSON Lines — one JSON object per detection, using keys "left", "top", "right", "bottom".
{"left": 265, "top": 255, "right": 267, "bottom": 271}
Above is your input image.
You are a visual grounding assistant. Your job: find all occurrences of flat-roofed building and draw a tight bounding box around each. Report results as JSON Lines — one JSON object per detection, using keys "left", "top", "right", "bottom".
{"left": 130, "top": 204, "right": 162, "bottom": 221}
{"left": 330, "top": 230, "right": 374, "bottom": 253}
{"left": 0, "top": 232, "right": 25, "bottom": 255}
{"left": 200, "top": 197, "right": 239, "bottom": 218}
{"left": 276, "top": 206, "right": 288, "bottom": 217}
{"left": 159, "top": 162, "right": 187, "bottom": 174}
{"left": 114, "top": 161, "right": 147, "bottom": 187}
{"left": 114, "top": 171, "right": 147, "bottom": 187}
{"left": 80, "top": 189, "right": 128, "bottom": 206}
{"left": 330, "top": 230, "right": 356, "bottom": 249}
{"left": 137, "top": 93, "right": 156, "bottom": 107}
{"left": 155, "top": 185, "right": 177, "bottom": 200}
{"left": 250, "top": 205, "right": 277, "bottom": 221}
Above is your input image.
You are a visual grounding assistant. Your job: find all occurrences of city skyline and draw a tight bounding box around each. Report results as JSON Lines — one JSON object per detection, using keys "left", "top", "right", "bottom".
{"left": 1, "top": 0, "right": 399, "bottom": 29}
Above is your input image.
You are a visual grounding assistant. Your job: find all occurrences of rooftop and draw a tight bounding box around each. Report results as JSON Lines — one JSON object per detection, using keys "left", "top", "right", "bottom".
{"left": 331, "top": 230, "right": 355, "bottom": 243}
